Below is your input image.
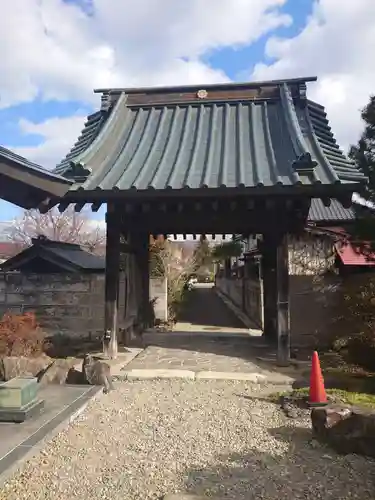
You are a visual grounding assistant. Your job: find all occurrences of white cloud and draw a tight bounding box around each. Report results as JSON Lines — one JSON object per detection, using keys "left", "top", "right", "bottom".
{"left": 0, "top": 0, "right": 290, "bottom": 108}
{"left": 1, "top": 0, "right": 292, "bottom": 167}
{"left": 252, "top": 0, "right": 375, "bottom": 150}
{"left": 12, "top": 115, "right": 87, "bottom": 168}
{"left": 2, "top": 0, "right": 373, "bottom": 169}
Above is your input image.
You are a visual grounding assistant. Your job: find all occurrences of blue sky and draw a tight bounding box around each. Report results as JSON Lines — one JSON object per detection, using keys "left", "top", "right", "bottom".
{"left": 0, "top": 0, "right": 373, "bottom": 224}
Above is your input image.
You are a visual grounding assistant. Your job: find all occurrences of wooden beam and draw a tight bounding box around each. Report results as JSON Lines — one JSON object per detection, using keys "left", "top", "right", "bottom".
{"left": 74, "top": 202, "right": 86, "bottom": 213}
{"left": 338, "top": 195, "right": 353, "bottom": 209}
{"left": 91, "top": 201, "right": 102, "bottom": 212}
{"left": 104, "top": 203, "right": 121, "bottom": 359}
{"left": 58, "top": 200, "right": 70, "bottom": 213}
{"left": 38, "top": 198, "right": 57, "bottom": 214}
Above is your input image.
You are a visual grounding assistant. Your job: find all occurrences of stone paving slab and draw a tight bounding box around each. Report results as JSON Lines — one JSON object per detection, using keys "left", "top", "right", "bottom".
{"left": 195, "top": 371, "right": 267, "bottom": 383}
{"left": 125, "top": 369, "right": 196, "bottom": 380}
{"left": 119, "top": 369, "right": 294, "bottom": 385}
{"left": 127, "top": 335, "right": 270, "bottom": 373}
{"left": 127, "top": 332, "right": 300, "bottom": 371}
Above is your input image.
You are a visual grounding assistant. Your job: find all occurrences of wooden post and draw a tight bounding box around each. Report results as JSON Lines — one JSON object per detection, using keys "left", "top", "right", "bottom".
{"left": 130, "top": 232, "right": 150, "bottom": 330}
{"left": 276, "top": 233, "right": 290, "bottom": 366}
{"left": 241, "top": 262, "right": 246, "bottom": 312}
{"left": 262, "top": 234, "right": 278, "bottom": 343}
{"left": 262, "top": 232, "right": 290, "bottom": 365}
{"left": 138, "top": 233, "right": 150, "bottom": 327}
{"left": 259, "top": 259, "right": 265, "bottom": 331}
{"left": 103, "top": 203, "right": 121, "bottom": 359}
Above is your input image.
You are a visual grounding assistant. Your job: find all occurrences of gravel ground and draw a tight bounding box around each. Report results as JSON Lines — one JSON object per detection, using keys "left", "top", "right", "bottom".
{"left": 1, "top": 380, "right": 374, "bottom": 500}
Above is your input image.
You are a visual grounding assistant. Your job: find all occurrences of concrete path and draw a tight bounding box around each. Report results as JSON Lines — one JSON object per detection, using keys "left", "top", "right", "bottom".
{"left": 175, "top": 283, "right": 250, "bottom": 335}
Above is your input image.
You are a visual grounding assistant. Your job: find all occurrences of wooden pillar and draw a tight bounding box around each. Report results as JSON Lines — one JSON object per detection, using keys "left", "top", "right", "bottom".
{"left": 276, "top": 233, "right": 290, "bottom": 366}
{"left": 262, "top": 234, "right": 278, "bottom": 343}
{"left": 104, "top": 203, "right": 121, "bottom": 359}
{"left": 262, "top": 232, "right": 290, "bottom": 365}
{"left": 242, "top": 256, "right": 251, "bottom": 313}
{"left": 130, "top": 231, "right": 150, "bottom": 330}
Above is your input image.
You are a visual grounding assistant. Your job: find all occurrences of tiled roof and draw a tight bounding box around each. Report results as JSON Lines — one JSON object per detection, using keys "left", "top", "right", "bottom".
{"left": 0, "top": 238, "right": 104, "bottom": 272}
{"left": 0, "top": 242, "right": 19, "bottom": 258}
{"left": 0, "top": 146, "right": 72, "bottom": 209}
{"left": 335, "top": 242, "right": 375, "bottom": 266}
{"left": 308, "top": 199, "right": 355, "bottom": 223}
{"left": 54, "top": 78, "right": 365, "bottom": 195}
{"left": 41, "top": 241, "right": 105, "bottom": 270}
{"left": 54, "top": 111, "right": 107, "bottom": 176}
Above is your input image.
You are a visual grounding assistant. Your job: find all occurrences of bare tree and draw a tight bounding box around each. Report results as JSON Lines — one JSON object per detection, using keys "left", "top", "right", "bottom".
{"left": 7, "top": 206, "right": 106, "bottom": 254}
{"left": 150, "top": 240, "right": 197, "bottom": 323}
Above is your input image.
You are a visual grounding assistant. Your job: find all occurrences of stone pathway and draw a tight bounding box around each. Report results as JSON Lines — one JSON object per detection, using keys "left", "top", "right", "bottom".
{"left": 126, "top": 333, "right": 268, "bottom": 373}
{"left": 119, "top": 286, "right": 304, "bottom": 385}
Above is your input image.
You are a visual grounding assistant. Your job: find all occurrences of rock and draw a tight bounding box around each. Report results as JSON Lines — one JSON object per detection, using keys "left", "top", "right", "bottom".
{"left": 38, "top": 358, "right": 76, "bottom": 386}
{"left": 66, "top": 368, "right": 85, "bottom": 385}
{"left": 311, "top": 404, "right": 375, "bottom": 457}
{"left": 0, "top": 355, "right": 52, "bottom": 381}
{"left": 280, "top": 394, "right": 309, "bottom": 419}
{"left": 82, "top": 354, "right": 114, "bottom": 393}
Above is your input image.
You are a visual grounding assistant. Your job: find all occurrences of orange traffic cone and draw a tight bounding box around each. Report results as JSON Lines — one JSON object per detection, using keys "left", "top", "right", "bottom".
{"left": 309, "top": 351, "right": 328, "bottom": 407}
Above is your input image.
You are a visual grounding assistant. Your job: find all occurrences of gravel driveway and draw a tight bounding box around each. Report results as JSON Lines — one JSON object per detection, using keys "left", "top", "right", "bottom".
{"left": 1, "top": 380, "right": 374, "bottom": 500}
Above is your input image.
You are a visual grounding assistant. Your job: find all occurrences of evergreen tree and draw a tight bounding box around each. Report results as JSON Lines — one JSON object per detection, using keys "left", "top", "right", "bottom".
{"left": 349, "top": 95, "right": 375, "bottom": 200}
{"left": 348, "top": 95, "right": 375, "bottom": 246}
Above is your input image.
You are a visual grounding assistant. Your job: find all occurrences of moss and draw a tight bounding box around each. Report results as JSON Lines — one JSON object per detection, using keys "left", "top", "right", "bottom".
{"left": 270, "top": 387, "right": 375, "bottom": 409}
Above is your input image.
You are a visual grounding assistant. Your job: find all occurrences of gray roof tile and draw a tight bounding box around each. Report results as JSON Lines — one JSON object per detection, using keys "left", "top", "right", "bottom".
{"left": 54, "top": 79, "right": 366, "bottom": 194}
{"left": 0, "top": 239, "right": 105, "bottom": 272}
{"left": 0, "top": 146, "right": 72, "bottom": 209}
{"left": 308, "top": 199, "right": 355, "bottom": 223}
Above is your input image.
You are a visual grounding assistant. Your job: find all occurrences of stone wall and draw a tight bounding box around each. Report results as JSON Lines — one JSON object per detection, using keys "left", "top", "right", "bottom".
{"left": 216, "top": 277, "right": 263, "bottom": 328}
{"left": 215, "top": 274, "right": 354, "bottom": 347}
{"left": 0, "top": 272, "right": 167, "bottom": 338}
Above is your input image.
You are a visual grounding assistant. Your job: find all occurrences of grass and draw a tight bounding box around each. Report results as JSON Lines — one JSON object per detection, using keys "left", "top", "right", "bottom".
{"left": 271, "top": 387, "right": 375, "bottom": 409}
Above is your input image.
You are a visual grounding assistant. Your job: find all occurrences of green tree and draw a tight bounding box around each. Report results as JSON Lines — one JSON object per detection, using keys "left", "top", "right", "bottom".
{"left": 348, "top": 95, "right": 375, "bottom": 246}
{"left": 211, "top": 240, "right": 243, "bottom": 261}
{"left": 349, "top": 95, "right": 375, "bottom": 199}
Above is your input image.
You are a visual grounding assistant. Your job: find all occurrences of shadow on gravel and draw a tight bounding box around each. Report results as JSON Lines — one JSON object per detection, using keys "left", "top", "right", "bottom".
{"left": 180, "top": 426, "right": 375, "bottom": 499}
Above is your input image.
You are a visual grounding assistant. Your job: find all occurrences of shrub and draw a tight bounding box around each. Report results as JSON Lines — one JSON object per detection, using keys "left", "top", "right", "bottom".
{"left": 332, "top": 278, "right": 375, "bottom": 371}
{"left": 0, "top": 311, "right": 46, "bottom": 357}
{"left": 347, "top": 333, "right": 375, "bottom": 371}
